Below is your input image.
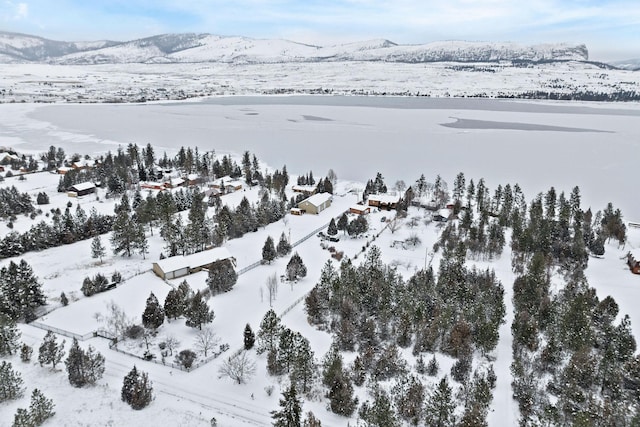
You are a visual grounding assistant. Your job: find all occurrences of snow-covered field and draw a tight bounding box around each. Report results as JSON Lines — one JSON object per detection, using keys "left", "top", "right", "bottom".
{"left": 1, "top": 60, "right": 639, "bottom": 103}
{"left": 1, "top": 96, "right": 640, "bottom": 426}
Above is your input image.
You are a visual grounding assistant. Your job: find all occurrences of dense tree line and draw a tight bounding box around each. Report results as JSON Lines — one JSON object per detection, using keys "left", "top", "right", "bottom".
{"left": 507, "top": 186, "right": 639, "bottom": 425}
{"left": 0, "top": 206, "right": 113, "bottom": 259}
{"left": 0, "top": 186, "right": 36, "bottom": 220}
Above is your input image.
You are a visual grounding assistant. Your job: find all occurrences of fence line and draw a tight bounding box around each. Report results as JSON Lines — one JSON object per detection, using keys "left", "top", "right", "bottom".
{"left": 107, "top": 336, "right": 228, "bottom": 372}
{"left": 29, "top": 321, "right": 94, "bottom": 342}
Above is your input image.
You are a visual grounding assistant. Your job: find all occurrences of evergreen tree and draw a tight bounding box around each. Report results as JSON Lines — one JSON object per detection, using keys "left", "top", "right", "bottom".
{"left": 424, "top": 377, "right": 456, "bottom": 427}
{"left": 91, "top": 235, "right": 106, "bottom": 263}
{"left": 185, "top": 291, "right": 214, "bottom": 330}
{"left": 0, "top": 314, "right": 21, "bottom": 356}
{"left": 38, "top": 331, "right": 65, "bottom": 370}
{"left": 262, "top": 236, "right": 277, "bottom": 264}
{"left": 359, "top": 387, "right": 400, "bottom": 427}
{"left": 271, "top": 383, "right": 302, "bottom": 427}
{"left": 121, "top": 366, "right": 153, "bottom": 410}
{"left": 29, "top": 388, "right": 55, "bottom": 425}
{"left": 327, "top": 218, "right": 338, "bottom": 236}
{"left": 0, "top": 361, "right": 24, "bottom": 402}
{"left": 185, "top": 190, "right": 209, "bottom": 253}
{"left": 20, "top": 344, "right": 32, "bottom": 363}
{"left": 337, "top": 213, "right": 348, "bottom": 235}
{"left": 163, "top": 288, "right": 184, "bottom": 320}
{"left": 0, "top": 259, "right": 46, "bottom": 321}
{"left": 142, "top": 292, "right": 165, "bottom": 329}
{"left": 256, "top": 309, "right": 283, "bottom": 354}
{"left": 206, "top": 259, "right": 237, "bottom": 295}
{"left": 110, "top": 210, "right": 136, "bottom": 257}
{"left": 60, "top": 292, "right": 69, "bottom": 306}
{"left": 286, "top": 252, "right": 307, "bottom": 282}
{"left": 243, "top": 323, "right": 255, "bottom": 350}
{"left": 277, "top": 232, "right": 292, "bottom": 257}
{"left": 12, "top": 408, "right": 31, "bottom": 427}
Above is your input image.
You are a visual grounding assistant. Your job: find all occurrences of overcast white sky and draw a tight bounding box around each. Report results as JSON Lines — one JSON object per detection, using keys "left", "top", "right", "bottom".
{"left": 2, "top": 0, "right": 639, "bottom": 61}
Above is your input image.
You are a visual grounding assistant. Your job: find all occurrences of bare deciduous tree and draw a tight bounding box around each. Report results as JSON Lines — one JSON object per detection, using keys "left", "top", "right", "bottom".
{"left": 218, "top": 351, "right": 256, "bottom": 384}
{"left": 266, "top": 273, "right": 278, "bottom": 307}
{"left": 94, "top": 301, "right": 134, "bottom": 338}
{"left": 165, "top": 336, "right": 180, "bottom": 356}
{"left": 194, "top": 327, "right": 220, "bottom": 357}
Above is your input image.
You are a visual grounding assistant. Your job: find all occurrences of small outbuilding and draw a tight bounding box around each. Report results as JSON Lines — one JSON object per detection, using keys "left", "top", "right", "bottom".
{"left": 292, "top": 185, "right": 317, "bottom": 196}
{"left": 152, "top": 247, "right": 235, "bottom": 280}
{"left": 628, "top": 250, "right": 640, "bottom": 274}
{"left": 350, "top": 204, "right": 371, "bottom": 215}
{"left": 68, "top": 182, "right": 96, "bottom": 197}
{"left": 298, "top": 192, "right": 332, "bottom": 215}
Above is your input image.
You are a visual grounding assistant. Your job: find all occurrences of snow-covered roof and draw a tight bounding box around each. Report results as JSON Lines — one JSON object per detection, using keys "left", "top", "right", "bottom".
{"left": 70, "top": 182, "right": 95, "bottom": 192}
{"left": 187, "top": 173, "right": 200, "bottom": 181}
{"left": 302, "top": 192, "right": 332, "bottom": 207}
{"left": 154, "top": 247, "right": 234, "bottom": 274}
{"left": 437, "top": 208, "right": 451, "bottom": 218}
{"left": 368, "top": 193, "right": 400, "bottom": 204}
{"left": 630, "top": 249, "right": 640, "bottom": 260}
{"left": 351, "top": 204, "right": 370, "bottom": 211}
{"left": 292, "top": 185, "right": 316, "bottom": 193}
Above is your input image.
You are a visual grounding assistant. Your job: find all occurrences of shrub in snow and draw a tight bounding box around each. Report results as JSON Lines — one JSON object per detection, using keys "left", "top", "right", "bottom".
{"left": 176, "top": 349, "right": 197, "bottom": 370}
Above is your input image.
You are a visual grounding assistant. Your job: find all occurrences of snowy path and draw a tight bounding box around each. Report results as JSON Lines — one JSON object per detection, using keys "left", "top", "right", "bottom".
{"left": 487, "top": 246, "right": 520, "bottom": 425}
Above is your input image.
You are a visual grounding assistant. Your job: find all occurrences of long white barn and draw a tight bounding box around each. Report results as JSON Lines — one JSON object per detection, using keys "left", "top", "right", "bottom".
{"left": 152, "top": 247, "right": 235, "bottom": 280}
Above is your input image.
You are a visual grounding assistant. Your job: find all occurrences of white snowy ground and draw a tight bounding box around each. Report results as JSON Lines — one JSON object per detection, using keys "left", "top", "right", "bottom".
{"left": 1, "top": 61, "right": 639, "bottom": 103}
{"left": 1, "top": 98, "right": 640, "bottom": 426}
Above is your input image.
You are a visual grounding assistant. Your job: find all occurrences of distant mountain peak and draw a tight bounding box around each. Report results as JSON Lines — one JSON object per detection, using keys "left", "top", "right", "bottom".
{"left": 0, "top": 31, "right": 589, "bottom": 65}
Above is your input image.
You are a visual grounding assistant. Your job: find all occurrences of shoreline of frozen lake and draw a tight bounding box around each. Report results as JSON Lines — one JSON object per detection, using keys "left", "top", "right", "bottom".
{"left": 1, "top": 95, "right": 638, "bottom": 219}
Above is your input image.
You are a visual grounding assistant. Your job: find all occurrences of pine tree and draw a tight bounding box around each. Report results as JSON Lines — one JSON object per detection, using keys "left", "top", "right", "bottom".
{"left": 206, "top": 259, "right": 237, "bottom": 295}
{"left": 29, "top": 388, "right": 55, "bottom": 425}
{"left": 262, "top": 236, "right": 277, "bottom": 264}
{"left": 277, "top": 232, "right": 292, "bottom": 257}
{"left": 142, "top": 292, "right": 165, "bottom": 329}
{"left": 12, "top": 408, "right": 31, "bottom": 427}
{"left": 111, "top": 210, "right": 135, "bottom": 257}
{"left": 122, "top": 366, "right": 153, "bottom": 410}
{"left": 243, "top": 323, "right": 255, "bottom": 350}
{"left": 38, "top": 331, "right": 65, "bottom": 370}
{"left": 164, "top": 288, "right": 184, "bottom": 320}
{"left": 286, "top": 252, "right": 307, "bottom": 282}
{"left": 0, "top": 314, "right": 21, "bottom": 356}
{"left": 185, "top": 291, "right": 214, "bottom": 330}
{"left": 0, "top": 361, "right": 24, "bottom": 402}
{"left": 425, "top": 377, "right": 456, "bottom": 427}
{"left": 60, "top": 292, "right": 69, "bottom": 306}
{"left": 0, "top": 259, "right": 46, "bottom": 321}
{"left": 359, "top": 388, "right": 399, "bottom": 427}
{"left": 65, "top": 338, "right": 105, "bottom": 387}
{"left": 337, "top": 213, "right": 348, "bottom": 235}
{"left": 256, "top": 309, "right": 283, "bottom": 354}
{"left": 271, "top": 383, "right": 302, "bottom": 427}
{"left": 327, "top": 218, "right": 338, "bottom": 236}
{"left": 91, "top": 235, "right": 106, "bottom": 263}
{"left": 20, "top": 344, "right": 32, "bottom": 362}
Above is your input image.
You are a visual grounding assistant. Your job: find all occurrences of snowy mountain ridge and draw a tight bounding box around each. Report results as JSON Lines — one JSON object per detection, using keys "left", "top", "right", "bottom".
{"left": 0, "top": 31, "right": 589, "bottom": 65}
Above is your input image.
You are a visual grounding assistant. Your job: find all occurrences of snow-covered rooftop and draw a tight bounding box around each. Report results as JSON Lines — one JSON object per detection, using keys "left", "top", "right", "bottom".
{"left": 369, "top": 193, "right": 400, "bottom": 204}
{"left": 302, "top": 192, "right": 332, "bottom": 207}
{"left": 70, "top": 181, "right": 95, "bottom": 192}
{"left": 153, "top": 247, "right": 234, "bottom": 274}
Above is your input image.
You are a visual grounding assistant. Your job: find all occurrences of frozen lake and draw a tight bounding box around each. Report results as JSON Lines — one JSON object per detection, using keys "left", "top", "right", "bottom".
{"left": 2, "top": 96, "right": 640, "bottom": 220}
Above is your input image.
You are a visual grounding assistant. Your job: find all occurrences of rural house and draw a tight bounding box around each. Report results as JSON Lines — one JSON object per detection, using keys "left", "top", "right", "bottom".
{"left": 152, "top": 247, "right": 235, "bottom": 280}
{"left": 298, "top": 192, "right": 332, "bottom": 215}
{"left": 368, "top": 193, "right": 401, "bottom": 210}
{"left": 68, "top": 182, "right": 96, "bottom": 197}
